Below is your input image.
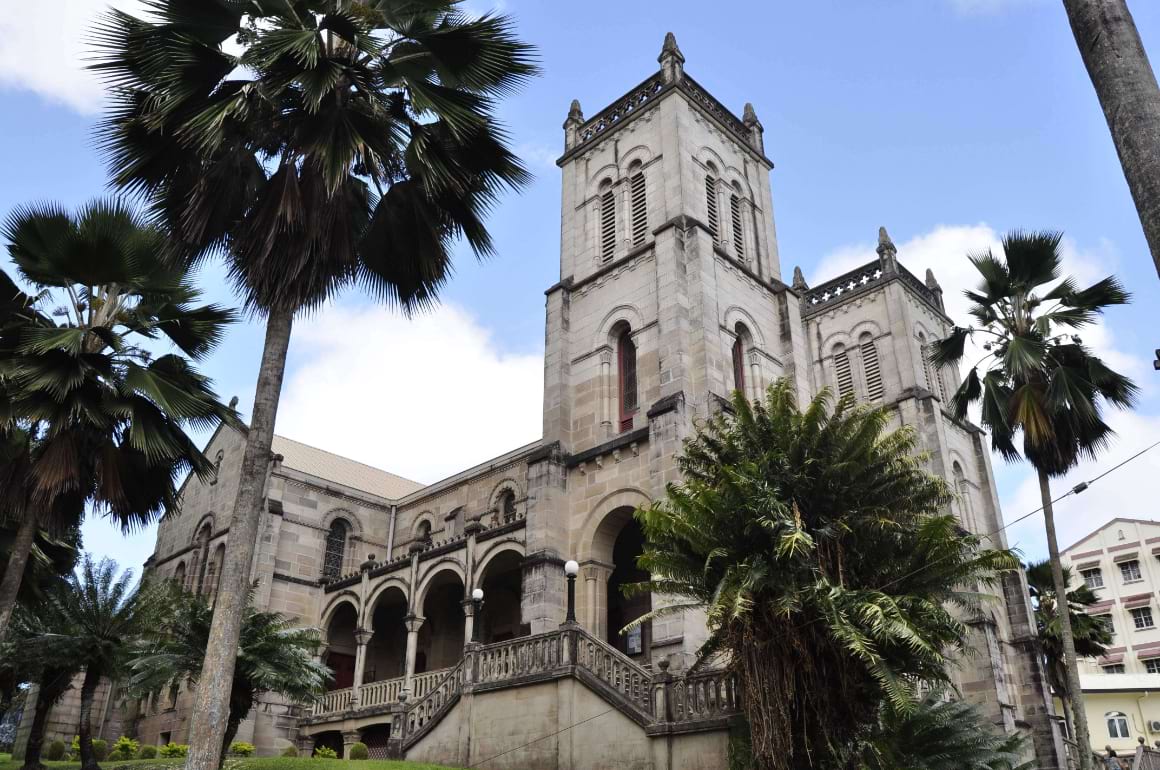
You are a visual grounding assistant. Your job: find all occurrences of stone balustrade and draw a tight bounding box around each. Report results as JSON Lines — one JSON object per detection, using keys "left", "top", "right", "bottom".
{"left": 572, "top": 628, "right": 654, "bottom": 718}
{"left": 358, "top": 676, "right": 406, "bottom": 710}
{"left": 475, "top": 630, "right": 564, "bottom": 684}
{"left": 666, "top": 669, "right": 739, "bottom": 725}
{"left": 403, "top": 662, "right": 465, "bottom": 741}
{"left": 310, "top": 687, "right": 353, "bottom": 717}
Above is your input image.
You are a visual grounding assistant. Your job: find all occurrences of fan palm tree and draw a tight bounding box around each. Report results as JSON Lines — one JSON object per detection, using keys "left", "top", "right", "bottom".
{"left": 854, "top": 693, "right": 1032, "bottom": 770}
{"left": 0, "top": 200, "right": 237, "bottom": 640}
{"left": 931, "top": 230, "right": 1139, "bottom": 770}
{"left": 1025, "top": 560, "right": 1111, "bottom": 741}
{"left": 91, "top": 5, "right": 536, "bottom": 765}
{"left": 1061, "top": 0, "right": 1160, "bottom": 279}
{"left": 22, "top": 556, "right": 168, "bottom": 770}
{"left": 632, "top": 381, "right": 1020, "bottom": 770}
{"left": 129, "top": 591, "right": 329, "bottom": 764}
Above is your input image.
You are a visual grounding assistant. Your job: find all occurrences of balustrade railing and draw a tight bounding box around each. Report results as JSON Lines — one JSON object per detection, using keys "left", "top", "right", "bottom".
{"left": 359, "top": 676, "right": 406, "bottom": 709}
{"left": 668, "top": 670, "right": 739, "bottom": 724}
{"left": 410, "top": 667, "right": 452, "bottom": 700}
{"left": 475, "top": 631, "right": 564, "bottom": 684}
{"left": 404, "top": 662, "right": 465, "bottom": 738}
{"left": 572, "top": 629, "right": 653, "bottom": 717}
{"left": 1134, "top": 746, "right": 1160, "bottom": 770}
{"left": 576, "top": 76, "right": 665, "bottom": 149}
{"left": 310, "top": 687, "right": 353, "bottom": 717}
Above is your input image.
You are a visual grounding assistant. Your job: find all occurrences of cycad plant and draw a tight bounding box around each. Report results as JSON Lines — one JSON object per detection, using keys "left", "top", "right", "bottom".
{"left": 18, "top": 556, "right": 167, "bottom": 770}
{"left": 1025, "top": 560, "right": 1111, "bottom": 742}
{"left": 633, "top": 381, "right": 1019, "bottom": 770}
{"left": 0, "top": 200, "right": 237, "bottom": 639}
{"left": 931, "top": 230, "right": 1138, "bottom": 770}
{"left": 92, "top": 5, "right": 536, "bottom": 765}
{"left": 129, "top": 591, "right": 329, "bottom": 763}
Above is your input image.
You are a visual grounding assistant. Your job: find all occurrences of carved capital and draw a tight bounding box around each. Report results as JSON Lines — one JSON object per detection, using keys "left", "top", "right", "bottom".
{"left": 404, "top": 613, "right": 426, "bottom": 633}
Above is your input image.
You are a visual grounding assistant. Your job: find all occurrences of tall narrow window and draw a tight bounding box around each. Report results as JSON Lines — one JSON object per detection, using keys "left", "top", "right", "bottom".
{"left": 194, "top": 524, "right": 211, "bottom": 594}
{"left": 500, "top": 491, "right": 518, "bottom": 524}
{"left": 323, "top": 519, "right": 349, "bottom": 579}
{"left": 705, "top": 175, "right": 719, "bottom": 242}
{"left": 618, "top": 328, "right": 638, "bottom": 432}
{"left": 834, "top": 346, "right": 854, "bottom": 401}
{"left": 173, "top": 562, "right": 186, "bottom": 590}
{"left": 730, "top": 194, "right": 744, "bottom": 258}
{"left": 210, "top": 543, "right": 225, "bottom": 599}
{"left": 732, "top": 324, "right": 749, "bottom": 396}
{"left": 600, "top": 188, "right": 616, "bottom": 261}
{"left": 860, "top": 333, "right": 883, "bottom": 401}
{"left": 630, "top": 170, "right": 647, "bottom": 245}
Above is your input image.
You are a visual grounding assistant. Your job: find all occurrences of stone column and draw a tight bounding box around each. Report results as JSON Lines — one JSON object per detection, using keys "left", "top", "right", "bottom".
{"left": 295, "top": 736, "right": 313, "bottom": 758}
{"left": 341, "top": 730, "right": 361, "bottom": 758}
{"left": 581, "top": 561, "right": 613, "bottom": 639}
{"left": 461, "top": 598, "right": 477, "bottom": 647}
{"left": 403, "top": 613, "right": 425, "bottom": 691}
{"left": 599, "top": 349, "right": 613, "bottom": 437}
{"left": 351, "top": 628, "right": 372, "bottom": 705}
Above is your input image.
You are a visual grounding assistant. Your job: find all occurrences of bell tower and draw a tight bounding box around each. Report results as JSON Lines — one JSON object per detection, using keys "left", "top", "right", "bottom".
{"left": 541, "top": 32, "right": 810, "bottom": 458}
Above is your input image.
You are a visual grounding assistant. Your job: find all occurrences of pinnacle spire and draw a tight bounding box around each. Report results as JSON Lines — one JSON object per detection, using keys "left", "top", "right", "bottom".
{"left": 877, "top": 226, "right": 895, "bottom": 255}
{"left": 792, "top": 266, "right": 808, "bottom": 291}
{"left": 658, "top": 32, "right": 685, "bottom": 83}
{"left": 566, "top": 99, "right": 583, "bottom": 123}
{"left": 743, "top": 103, "right": 759, "bottom": 126}
{"left": 925, "top": 268, "right": 941, "bottom": 291}
{"left": 660, "top": 32, "right": 684, "bottom": 62}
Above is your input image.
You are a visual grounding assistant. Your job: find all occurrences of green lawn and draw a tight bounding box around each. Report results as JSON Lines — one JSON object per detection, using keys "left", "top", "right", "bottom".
{"left": 0, "top": 758, "right": 461, "bottom": 770}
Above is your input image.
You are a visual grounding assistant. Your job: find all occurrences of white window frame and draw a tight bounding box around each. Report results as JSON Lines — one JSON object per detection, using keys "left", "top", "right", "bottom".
{"left": 1145, "top": 658, "right": 1160, "bottom": 675}
{"left": 1081, "top": 567, "right": 1104, "bottom": 589}
{"left": 1107, "top": 712, "right": 1130, "bottom": 739}
{"left": 1131, "top": 606, "right": 1155, "bottom": 630}
{"left": 1120, "top": 559, "right": 1143, "bottom": 583}
{"left": 1102, "top": 663, "right": 1126, "bottom": 674}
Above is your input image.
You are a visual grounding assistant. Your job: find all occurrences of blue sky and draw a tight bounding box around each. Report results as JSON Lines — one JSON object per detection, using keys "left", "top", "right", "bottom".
{"left": 1, "top": 0, "right": 1158, "bottom": 575}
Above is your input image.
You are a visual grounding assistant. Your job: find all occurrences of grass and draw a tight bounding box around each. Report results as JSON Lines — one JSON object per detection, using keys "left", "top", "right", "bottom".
{"left": 0, "top": 758, "right": 462, "bottom": 770}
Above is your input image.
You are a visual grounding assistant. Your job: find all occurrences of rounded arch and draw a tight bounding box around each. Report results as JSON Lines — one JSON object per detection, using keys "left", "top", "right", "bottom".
{"left": 722, "top": 167, "right": 754, "bottom": 200}
{"left": 172, "top": 560, "right": 187, "bottom": 588}
{"left": 593, "top": 304, "right": 646, "bottom": 350}
{"left": 721, "top": 306, "right": 766, "bottom": 347}
{"left": 474, "top": 540, "right": 526, "bottom": 588}
{"left": 586, "top": 163, "right": 620, "bottom": 199}
{"left": 576, "top": 488, "right": 652, "bottom": 563}
{"left": 190, "top": 513, "right": 216, "bottom": 545}
{"left": 848, "top": 319, "right": 884, "bottom": 343}
{"left": 321, "top": 507, "right": 361, "bottom": 536}
{"left": 695, "top": 146, "right": 726, "bottom": 177}
{"left": 618, "top": 144, "right": 654, "bottom": 174}
{"left": 320, "top": 592, "right": 362, "bottom": 630}
{"left": 411, "top": 511, "right": 436, "bottom": 538}
{"left": 414, "top": 558, "right": 467, "bottom": 610}
{"left": 365, "top": 579, "right": 410, "bottom": 618}
{"left": 487, "top": 478, "right": 524, "bottom": 509}
{"left": 818, "top": 329, "right": 855, "bottom": 355}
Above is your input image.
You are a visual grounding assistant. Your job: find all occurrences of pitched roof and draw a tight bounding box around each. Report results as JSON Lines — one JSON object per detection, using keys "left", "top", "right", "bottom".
{"left": 271, "top": 435, "right": 424, "bottom": 500}
{"left": 1061, "top": 517, "right": 1160, "bottom": 555}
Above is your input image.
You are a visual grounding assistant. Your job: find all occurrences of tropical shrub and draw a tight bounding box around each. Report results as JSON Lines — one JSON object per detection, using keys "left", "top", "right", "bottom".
{"left": 45, "top": 739, "right": 66, "bottom": 760}
{"left": 348, "top": 742, "right": 369, "bottom": 760}
{"left": 158, "top": 742, "right": 189, "bottom": 758}
{"left": 137, "top": 745, "right": 157, "bottom": 759}
{"left": 228, "top": 742, "right": 255, "bottom": 757}
{"left": 92, "top": 738, "right": 109, "bottom": 760}
{"left": 313, "top": 746, "right": 338, "bottom": 759}
{"left": 282, "top": 745, "right": 300, "bottom": 758}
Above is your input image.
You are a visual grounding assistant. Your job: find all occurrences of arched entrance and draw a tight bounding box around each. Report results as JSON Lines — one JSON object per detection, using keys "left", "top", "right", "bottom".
{"left": 477, "top": 549, "right": 526, "bottom": 644}
{"left": 417, "top": 570, "right": 465, "bottom": 673}
{"left": 607, "top": 518, "right": 651, "bottom": 659}
{"left": 312, "top": 731, "right": 344, "bottom": 758}
{"left": 366, "top": 586, "right": 407, "bottom": 683}
{"left": 324, "top": 602, "right": 358, "bottom": 690}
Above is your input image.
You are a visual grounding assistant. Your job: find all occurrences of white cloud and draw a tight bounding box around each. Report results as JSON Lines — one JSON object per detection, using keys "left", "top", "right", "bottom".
{"left": 947, "top": 0, "right": 1045, "bottom": 14}
{"left": 813, "top": 224, "right": 1158, "bottom": 562}
{"left": 0, "top": 0, "right": 147, "bottom": 114}
{"left": 276, "top": 303, "right": 543, "bottom": 486}
{"left": 515, "top": 142, "right": 561, "bottom": 171}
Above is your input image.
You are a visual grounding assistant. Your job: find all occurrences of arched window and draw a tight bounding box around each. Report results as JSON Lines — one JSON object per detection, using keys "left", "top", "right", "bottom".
{"left": 833, "top": 344, "right": 854, "bottom": 401}
{"left": 208, "top": 543, "right": 226, "bottom": 599}
{"left": 445, "top": 507, "right": 465, "bottom": 538}
{"left": 617, "top": 326, "right": 638, "bottom": 432}
{"left": 194, "top": 523, "right": 212, "bottom": 594}
{"left": 732, "top": 323, "right": 749, "bottom": 396}
{"left": 952, "top": 461, "right": 972, "bottom": 531}
{"left": 1107, "top": 711, "right": 1130, "bottom": 739}
{"left": 416, "top": 519, "right": 432, "bottom": 544}
{"left": 859, "top": 332, "right": 883, "bottom": 401}
{"left": 498, "top": 491, "right": 518, "bottom": 524}
{"left": 203, "top": 544, "right": 218, "bottom": 596}
{"left": 323, "top": 519, "right": 350, "bottom": 579}
{"left": 173, "top": 561, "right": 186, "bottom": 590}
{"left": 599, "top": 181, "right": 616, "bottom": 262}
{"left": 629, "top": 166, "right": 647, "bottom": 246}
{"left": 730, "top": 191, "right": 745, "bottom": 259}
{"left": 705, "top": 174, "right": 720, "bottom": 242}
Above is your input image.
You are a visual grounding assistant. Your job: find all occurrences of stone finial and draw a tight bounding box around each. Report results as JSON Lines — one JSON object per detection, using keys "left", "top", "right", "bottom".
{"left": 792, "top": 265, "right": 808, "bottom": 291}
{"left": 743, "top": 102, "right": 760, "bottom": 127}
{"left": 228, "top": 395, "right": 239, "bottom": 410}
{"left": 876, "top": 226, "right": 898, "bottom": 272}
{"left": 658, "top": 32, "right": 685, "bottom": 83}
{"left": 562, "top": 99, "right": 584, "bottom": 150}
{"left": 925, "top": 268, "right": 941, "bottom": 291}
{"left": 742, "top": 102, "right": 765, "bottom": 153}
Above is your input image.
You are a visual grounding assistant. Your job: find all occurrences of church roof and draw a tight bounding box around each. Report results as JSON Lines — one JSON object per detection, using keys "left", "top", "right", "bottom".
{"left": 271, "top": 435, "right": 425, "bottom": 500}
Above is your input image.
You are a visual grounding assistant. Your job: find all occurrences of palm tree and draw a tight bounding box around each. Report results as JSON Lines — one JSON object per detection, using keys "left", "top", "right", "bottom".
{"left": 22, "top": 556, "right": 168, "bottom": 770}
{"left": 1061, "top": 0, "right": 1160, "bottom": 279}
{"left": 0, "top": 200, "right": 237, "bottom": 639}
{"left": 855, "top": 693, "right": 1032, "bottom": 770}
{"left": 129, "top": 591, "right": 329, "bottom": 763}
{"left": 91, "top": 4, "right": 536, "bottom": 766}
{"left": 632, "top": 381, "right": 1020, "bottom": 770}
{"left": 1025, "top": 560, "right": 1111, "bottom": 741}
{"left": 931, "top": 230, "right": 1139, "bottom": 770}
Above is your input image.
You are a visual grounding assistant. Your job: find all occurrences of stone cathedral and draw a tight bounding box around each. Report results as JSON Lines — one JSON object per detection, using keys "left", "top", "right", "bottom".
{"left": 15, "top": 34, "right": 1065, "bottom": 770}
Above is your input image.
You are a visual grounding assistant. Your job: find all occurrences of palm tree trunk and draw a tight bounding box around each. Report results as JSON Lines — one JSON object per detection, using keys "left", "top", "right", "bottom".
{"left": 0, "top": 509, "right": 38, "bottom": 641}
{"left": 77, "top": 666, "right": 102, "bottom": 770}
{"left": 1040, "top": 467, "right": 1093, "bottom": 770}
{"left": 21, "top": 675, "right": 66, "bottom": 770}
{"left": 185, "top": 305, "right": 293, "bottom": 770}
{"left": 219, "top": 712, "right": 242, "bottom": 770}
{"left": 1062, "top": 0, "right": 1160, "bottom": 279}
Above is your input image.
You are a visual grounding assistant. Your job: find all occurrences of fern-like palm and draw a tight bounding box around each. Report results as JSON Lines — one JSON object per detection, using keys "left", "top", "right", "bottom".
{"left": 128, "top": 590, "right": 329, "bottom": 760}
{"left": 634, "top": 381, "right": 1020, "bottom": 770}
{"left": 0, "top": 200, "right": 237, "bottom": 641}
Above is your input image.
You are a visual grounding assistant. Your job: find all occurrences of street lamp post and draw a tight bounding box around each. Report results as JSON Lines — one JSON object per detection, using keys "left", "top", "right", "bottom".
{"left": 471, "top": 587, "right": 484, "bottom": 644}
{"left": 564, "top": 560, "right": 579, "bottom": 624}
